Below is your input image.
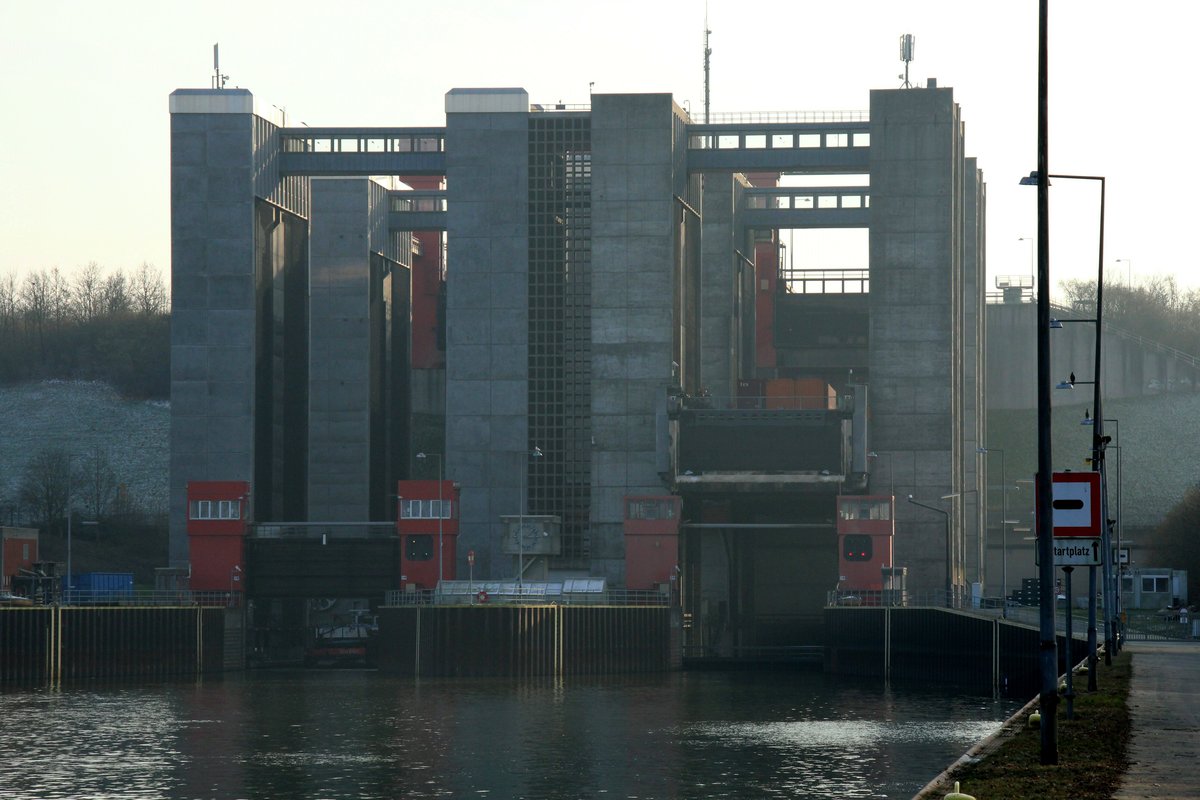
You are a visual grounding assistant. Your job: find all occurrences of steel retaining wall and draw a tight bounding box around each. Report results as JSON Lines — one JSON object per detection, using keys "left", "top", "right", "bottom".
{"left": 0, "top": 606, "right": 226, "bottom": 687}
{"left": 377, "top": 605, "right": 680, "bottom": 677}
{"left": 825, "top": 607, "right": 1079, "bottom": 697}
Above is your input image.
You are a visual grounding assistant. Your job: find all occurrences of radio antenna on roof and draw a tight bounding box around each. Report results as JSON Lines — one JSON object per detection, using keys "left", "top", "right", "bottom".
{"left": 898, "top": 34, "right": 915, "bottom": 89}
{"left": 703, "top": 6, "right": 712, "bottom": 123}
{"left": 212, "top": 43, "right": 229, "bottom": 90}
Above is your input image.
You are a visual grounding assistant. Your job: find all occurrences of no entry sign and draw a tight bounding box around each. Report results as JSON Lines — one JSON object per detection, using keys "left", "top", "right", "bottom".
{"left": 1052, "top": 471, "right": 1102, "bottom": 537}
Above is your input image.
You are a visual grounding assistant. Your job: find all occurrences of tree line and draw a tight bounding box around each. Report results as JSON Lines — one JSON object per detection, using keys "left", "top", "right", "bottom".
{"left": 0, "top": 263, "right": 169, "bottom": 398}
{"left": 2, "top": 446, "right": 157, "bottom": 537}
{"left": 1060, "top": 275, "right": 1200, "bottom": 358}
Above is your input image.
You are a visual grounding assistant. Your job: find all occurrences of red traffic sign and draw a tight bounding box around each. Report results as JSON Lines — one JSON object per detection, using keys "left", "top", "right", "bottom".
{"left": 1051, "top": 471, "right": 1102, "bottom": 537}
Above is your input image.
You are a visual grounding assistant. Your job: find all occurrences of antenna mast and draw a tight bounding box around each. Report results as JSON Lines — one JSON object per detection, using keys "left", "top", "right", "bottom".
{"left": 898, "top": 34, "right": 915, "bottom": 89}
{"left": 703, "top": 8, "right": 712, "bottom": 123}
{"left": 212, "top": 43, "right": 228, "bottom": 90}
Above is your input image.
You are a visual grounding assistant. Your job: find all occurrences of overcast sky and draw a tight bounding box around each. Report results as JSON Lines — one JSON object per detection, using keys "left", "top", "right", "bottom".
{"left": 1, "top": 0, "right": 1195, "bottom": 296}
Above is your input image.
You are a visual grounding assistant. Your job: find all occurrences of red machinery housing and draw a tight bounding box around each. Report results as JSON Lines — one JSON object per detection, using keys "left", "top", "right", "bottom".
{"left": 1, "top": 527, "right": 38, "bottom": 591}
{"left": 836, "top": 495, "right": 895, "bottom": 593}
{"left": 396, "top": 480, "right": 459, "bottom": 590}
{"left": 186, "top": 480, "right": 249, "bottom": 592}
{"left": 623, "top": 495, "right": 681, "bottom": 591}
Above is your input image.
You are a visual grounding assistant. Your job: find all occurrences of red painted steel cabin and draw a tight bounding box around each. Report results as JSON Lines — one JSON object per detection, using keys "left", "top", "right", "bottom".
{"left": 396, "top": 479, "right": 459, "bottom": 590}
{"left": 1, "top": 527, "right": 38, "bottom": 591}
{"left": 836, "top": 495, "right": 895, "bottom": 593}
{"left": 186, "top": 480, "right": 249, "bottom": 592}
{"left": 623, "top": 495, "right": 682, "bottom": 591}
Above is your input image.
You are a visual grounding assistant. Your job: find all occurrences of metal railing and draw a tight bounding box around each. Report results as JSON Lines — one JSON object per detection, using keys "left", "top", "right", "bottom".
{"left": 704, "top": 110, "right": 869, "bottom": 124}
{"left": 28, "top": 590, "right": 242, "bottom": 607}
{"left": 385, "top": 585, "right": 670, "bottom": 607}
{"left": 676, "top": 393, "right": 851, "bottom": 413}
{"left": 530, "top": 103, "right": 590, "bottom": 112}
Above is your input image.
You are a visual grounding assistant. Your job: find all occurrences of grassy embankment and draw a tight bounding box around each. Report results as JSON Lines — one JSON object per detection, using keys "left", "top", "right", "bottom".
{"left": 929, "top": 650, "right": 1131, "bottom": 800}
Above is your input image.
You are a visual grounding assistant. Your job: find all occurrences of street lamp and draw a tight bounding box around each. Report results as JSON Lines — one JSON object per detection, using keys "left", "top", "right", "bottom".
{"left": 64, "top": 452, "right": 82, "bottom": 603}
{"left": 1024, "top": 167, "right": 1115, "bottom": 673}
{"left": 1115, "top": 258, "right": 1132, "bottom": 289}
{"left": 517, "top": 447, "right": 543, "bottom": 587}
{"left": 229, "top": 564, "right": 242, "bottom": 606}
{"left": 942, "top": 489, "right": 980, "bottom": 597}
{"left": 1024, "top": 17, "right": 1058, "bottom": 759}
{"left": 1018, "top": 236, "right": 1036, "bottom": 279}
{"left": 908, "top": 494, "right": 952, "bottom": 606}
{"left": 977, "top": 446, "right": 1011, "bottom": 615}
{"left": 416, "top": 452, "right": 444, "bottom": 591}
{"left": 866, "top": 451, "right": 893, "bottom": 496}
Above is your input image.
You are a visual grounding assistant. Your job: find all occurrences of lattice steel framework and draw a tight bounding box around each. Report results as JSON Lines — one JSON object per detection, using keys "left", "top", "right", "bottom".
{"left": 527, "top": 116, "right": 592, "bottom": 565}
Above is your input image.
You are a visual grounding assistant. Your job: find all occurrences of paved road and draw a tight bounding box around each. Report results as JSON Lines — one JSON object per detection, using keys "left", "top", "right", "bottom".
{"left": 1114, "top": 639, "right": 1200, "bottom": 799}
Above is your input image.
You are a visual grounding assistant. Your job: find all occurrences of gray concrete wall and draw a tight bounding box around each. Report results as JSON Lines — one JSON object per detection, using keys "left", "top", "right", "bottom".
{"left": 700, "top": 173, "right": 750, "bottom": 403}
{"left": 987, "top": 301, "right": 1200, "bottom": 411}
{"left": 307, "top": 178, "right": 375, "bottom": 521}
{"left": 590, "top": 94, "right": 684, "bottom": 583}
{"left": 964, "top": 160, "right": 987, "bottom": 587}
{"left": 168, "top": 90, "right": 259, "bottom": 566}
{"left": 868, "top": 86, "right": 967, "bottom": 596}
{"left": 443, "top": 96, "right": 530, "bottom": 579}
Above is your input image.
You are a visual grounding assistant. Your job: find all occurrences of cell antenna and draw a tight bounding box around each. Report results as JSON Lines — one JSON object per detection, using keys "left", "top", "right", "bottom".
{"left": 899, "top": 34, "right": 915, "bottom": 89}
{"left": 212, "top": 43, "right": 229, "bottom": 90}
{"left": 703, "top": 6, "right": 712, "bottom": 123}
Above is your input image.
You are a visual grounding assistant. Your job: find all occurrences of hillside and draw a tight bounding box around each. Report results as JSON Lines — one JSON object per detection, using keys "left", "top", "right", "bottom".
{"left": 988, "top": 391, "right": 1200, "bottom": 532}
{"left": 0, "top": 381, "right": 169, "bottom": 582}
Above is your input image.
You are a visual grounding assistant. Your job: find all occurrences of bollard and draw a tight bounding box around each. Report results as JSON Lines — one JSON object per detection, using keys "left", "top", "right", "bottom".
{"left": 1028, "top": 710, "right": 1041, "bottom": 728}
{"left": 944, "top": 781, "right": 976, "bottom": 800}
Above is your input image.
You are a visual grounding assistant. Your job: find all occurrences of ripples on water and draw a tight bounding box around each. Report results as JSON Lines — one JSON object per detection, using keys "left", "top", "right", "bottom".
{"left": 0, "top": 670, "right": 1017, "bottom": 799}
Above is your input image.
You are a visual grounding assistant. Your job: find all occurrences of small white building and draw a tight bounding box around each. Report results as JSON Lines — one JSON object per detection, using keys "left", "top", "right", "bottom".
{"left": 1121, "top": 567, "right": 1188, "bottom": 610}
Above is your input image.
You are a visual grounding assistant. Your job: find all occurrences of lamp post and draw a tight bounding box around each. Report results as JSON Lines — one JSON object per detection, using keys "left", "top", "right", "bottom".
{"left": 64, "top": 452, "right": 81, "bottom": 603}
{"left": 1019, "top": 236, "right": 1036, "bottom": 279}
{"left": 977, "top": 446, "right": 1010, "bottom": 614}
{"left": 517, "top": 446, "right": 543, "bottom": 587}
{"left": 942, "top": 489, "right": 980, "bottom": 601}
{"left": 866, "top": 451, "right": 893, "bottom": 496}
{"left": 416, "top": 452, "right": 444, "bottom": 591}
{"left": 1022, "top": 168, "right": 1112, "bottom": 670}
{"left": 1115, "top": 258, "right": 1132, "bottom": 289}
{"left": 908, "top": 494, "right": 952, "bottom": 606}
{"left": 1032, "top": 0, "right": 1057, "bottom": 761}
{"left": 1086, "top": 414, "right": 1122, "bottom": 651}
{"left": 229, "top": 564, "right": 242, "bottom": 607}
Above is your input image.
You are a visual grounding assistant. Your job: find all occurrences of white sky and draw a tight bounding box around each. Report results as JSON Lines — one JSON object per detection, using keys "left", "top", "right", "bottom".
{"left": 1, "top": 0, "right": 1196, "bottom": 295}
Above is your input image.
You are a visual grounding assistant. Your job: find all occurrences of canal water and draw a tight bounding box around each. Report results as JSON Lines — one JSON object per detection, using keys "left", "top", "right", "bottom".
{"left": 0, "top": 669, "right": 1018, "bottom": 799}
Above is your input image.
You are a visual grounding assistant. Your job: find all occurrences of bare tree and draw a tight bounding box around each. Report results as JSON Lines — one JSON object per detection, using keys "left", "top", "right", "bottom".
{"left": 46, "top": 266, "right": 72, "bottom": 329}
{"left": 77, "top": 445, "right": 119, "bottom": 525}
{"left": 19, "top": 268, "right": 51, "bottom": 357}
{"left": 73, "top": 261, "right": 105, "bottom": 319}
{"left": 130, "top": 262, "right": 169, "bottom": 315}
{"left": 1149, "top": 484, "right": 1200, "bottom": 603}
{"left": 0, "top": 271, "right": 17, "bottom": 337}
{"left": 18, "top": 449, "right": 72, "bottom": 533}
{"left": 101, "top": 270, "right": 131, "bottom": 316}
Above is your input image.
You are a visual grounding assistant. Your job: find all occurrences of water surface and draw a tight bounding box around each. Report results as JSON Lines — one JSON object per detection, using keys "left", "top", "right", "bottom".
{"left": 0, "top": 669, "right": 1017, "bottom": 799}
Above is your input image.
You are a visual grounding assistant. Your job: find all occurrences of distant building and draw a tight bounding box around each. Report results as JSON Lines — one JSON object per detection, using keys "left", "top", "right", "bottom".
{"left": 169, "top": 80, "right": 985, "bottom": 648}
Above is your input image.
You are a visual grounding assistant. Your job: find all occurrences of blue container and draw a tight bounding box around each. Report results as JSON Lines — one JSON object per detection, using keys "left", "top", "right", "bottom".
{"left": 69, "top": 572, "right": 134, "bottom": 595}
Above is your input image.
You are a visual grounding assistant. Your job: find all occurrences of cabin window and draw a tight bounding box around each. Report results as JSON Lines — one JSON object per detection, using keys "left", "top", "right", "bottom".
{"left": 400, "top": 499, "right": 453, "bottom": 519}
{"left": 1141, "top": 576, "right": 1169, "bottom": 594}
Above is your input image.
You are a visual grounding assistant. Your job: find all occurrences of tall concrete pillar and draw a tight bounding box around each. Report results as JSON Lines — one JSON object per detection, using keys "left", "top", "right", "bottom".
{"left": 168, "top": 89, "right": 260, "bottom": 566}
{"left": 443, "top": 88, "right": 531, "bottom": 578}
{"left": 868, "top": 84, "right": 970, "bottom": 595}
{"left": 590, "top": 94, "right": 690, "bottom": 582}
